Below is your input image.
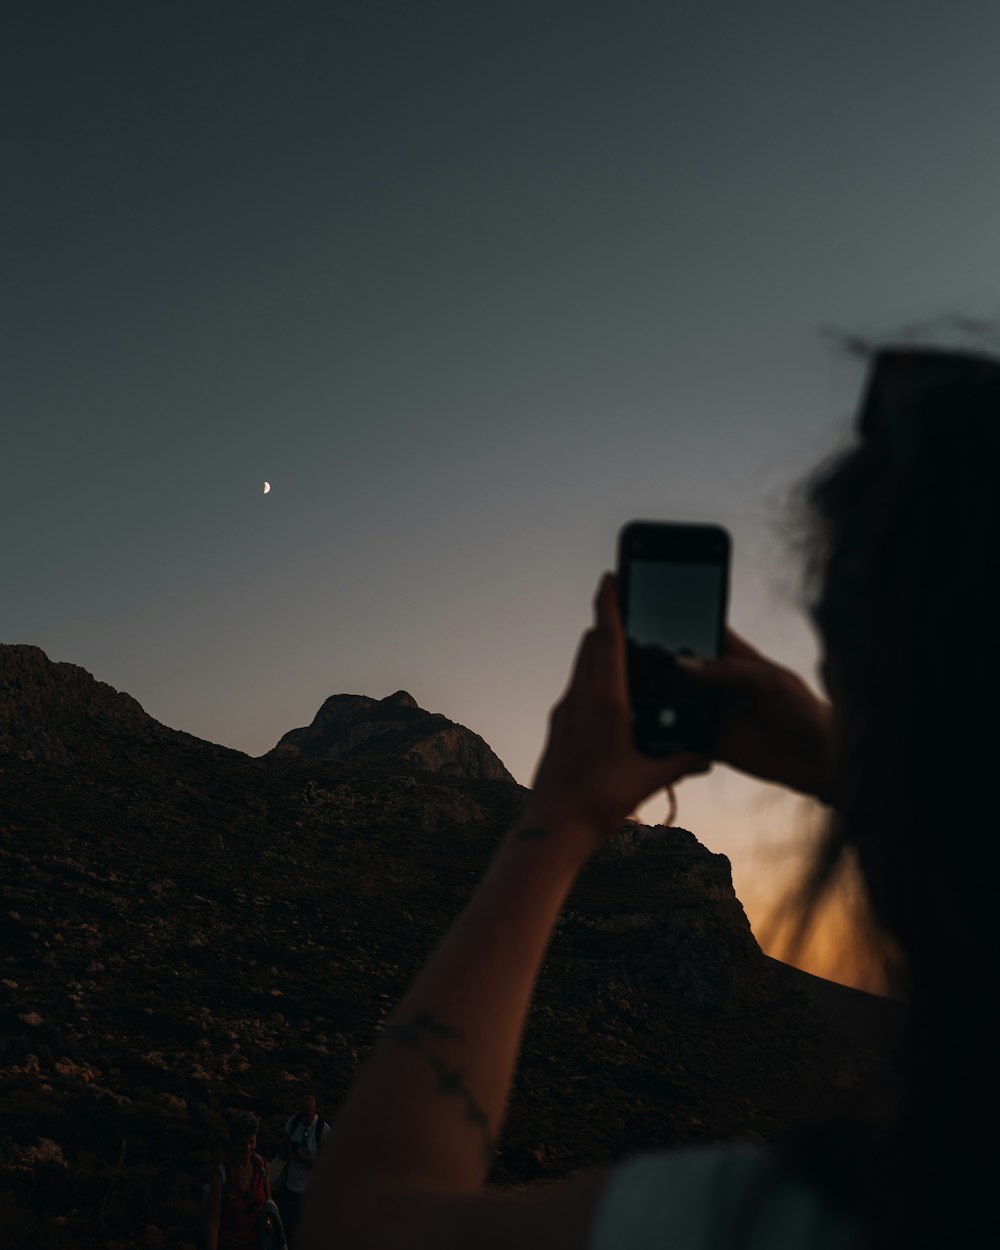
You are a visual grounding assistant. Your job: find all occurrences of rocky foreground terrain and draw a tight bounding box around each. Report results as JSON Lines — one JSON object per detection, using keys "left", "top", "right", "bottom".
{"left": 0, "top": 644, "right": 901, "bottom": 1248}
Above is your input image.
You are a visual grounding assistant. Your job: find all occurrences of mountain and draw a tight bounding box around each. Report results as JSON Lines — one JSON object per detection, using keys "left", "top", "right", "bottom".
{"left": 0, "top": 644, "right": 902, "bottom": 1249}
{"left": 269, "top": 689, "right": 513, "bottom": 781}
{"left": 0, "top": 644, "right": 229, "bottom": 766}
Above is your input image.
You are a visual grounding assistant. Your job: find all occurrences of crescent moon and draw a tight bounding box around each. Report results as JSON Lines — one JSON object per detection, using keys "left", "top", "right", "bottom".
{"left": 263, "top": 482, "right": 271, "bottom": 494}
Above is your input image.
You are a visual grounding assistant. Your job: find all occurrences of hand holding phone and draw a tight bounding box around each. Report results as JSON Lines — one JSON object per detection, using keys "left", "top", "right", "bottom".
{"left": 617, "top": 522, "right": 834, "bottom": 796}
{"left": 669, "top": 625, "right": 835, "bottom": 802}
{"left": 523, "top": 574, "right": 712, "bottom": 845}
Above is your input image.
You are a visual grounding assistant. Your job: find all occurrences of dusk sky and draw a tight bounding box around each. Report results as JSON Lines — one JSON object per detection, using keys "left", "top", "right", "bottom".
{"left": 7, "top": 2, "right": 1000, "bottom": 983}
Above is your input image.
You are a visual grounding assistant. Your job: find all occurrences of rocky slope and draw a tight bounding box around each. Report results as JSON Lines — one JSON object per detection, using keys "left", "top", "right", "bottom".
{"left": 0, "top": 644, "right": 901, "bottom": 1248}
{"left": 0, "top": 644, "right": 230, "bottom": 767}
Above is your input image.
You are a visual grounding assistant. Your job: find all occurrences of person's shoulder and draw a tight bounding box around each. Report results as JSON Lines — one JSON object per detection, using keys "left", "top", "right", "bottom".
{"left": 590, "top": 1145, "right": 862, "bottom": 1250}
{"left": 601, "top": 1143, "right": 770, "bottom": 1197}
{"left": 284, "top": 1116, "right": 295, "bottom": 1132}
{"left": 589, "top": 1145, "right": 772, "bottom": 1250}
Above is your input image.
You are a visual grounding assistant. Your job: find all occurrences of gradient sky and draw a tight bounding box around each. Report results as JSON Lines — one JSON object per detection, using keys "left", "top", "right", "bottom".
{"left": 7, "top": 2, "right": 1000, "bottom": 986}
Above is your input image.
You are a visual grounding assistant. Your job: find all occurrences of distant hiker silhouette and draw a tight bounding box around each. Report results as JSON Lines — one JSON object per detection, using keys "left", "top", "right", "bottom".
{"left": 275, "top": 1094, "right": 330, "bottom": 1248}
{"left": 204, "top": 1111, "right": 280, "bottom": 1250}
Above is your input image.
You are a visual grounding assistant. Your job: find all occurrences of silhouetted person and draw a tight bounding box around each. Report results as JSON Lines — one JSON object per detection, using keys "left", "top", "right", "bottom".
{"left": 205, "top": 1111, "right": 273, "bottom": 1250}
{"left": 297, "top": 347, "right": 999, "bottom": 1247}
{"left": 277, "top": 1094, "right": 330, "bottom": 1247}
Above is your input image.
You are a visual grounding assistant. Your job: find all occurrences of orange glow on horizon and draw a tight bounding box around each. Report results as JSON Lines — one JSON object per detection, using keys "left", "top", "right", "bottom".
{"left": 730, "top": 796, "right": 897, "bottom": 997}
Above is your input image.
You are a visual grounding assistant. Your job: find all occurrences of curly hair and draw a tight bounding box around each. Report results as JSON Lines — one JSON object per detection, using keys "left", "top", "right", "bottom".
{"left": 228, "top": 1110, "right": 260, "bottom": 1143}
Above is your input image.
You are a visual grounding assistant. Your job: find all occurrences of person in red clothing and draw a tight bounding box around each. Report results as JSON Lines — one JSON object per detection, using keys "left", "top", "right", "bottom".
{"left": 205, "top": 1111, "right": 272, "bottom": 1250}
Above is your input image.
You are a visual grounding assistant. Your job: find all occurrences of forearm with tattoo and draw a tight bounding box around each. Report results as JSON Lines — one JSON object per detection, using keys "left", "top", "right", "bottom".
{"left": 383, "top": 1011, "right": 497, "bottom": 1165}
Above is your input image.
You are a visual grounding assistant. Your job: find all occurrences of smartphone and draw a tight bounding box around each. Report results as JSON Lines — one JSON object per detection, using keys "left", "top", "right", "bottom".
{"left": 616, "top": 521, "right": 731, "bottom": 756}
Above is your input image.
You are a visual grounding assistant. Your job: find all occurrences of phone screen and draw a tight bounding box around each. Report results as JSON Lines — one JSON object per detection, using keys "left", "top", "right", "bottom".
{"left": 618, "top": 522, "right": 730, "bottom": 755}
{"left": 626, "top": 560, "right": 725, "bottom": 659}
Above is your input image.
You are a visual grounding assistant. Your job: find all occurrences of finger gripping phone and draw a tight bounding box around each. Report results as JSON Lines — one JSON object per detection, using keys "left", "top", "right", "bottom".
{"left": 617, "top": 520, "right": 731, "bottom": 756}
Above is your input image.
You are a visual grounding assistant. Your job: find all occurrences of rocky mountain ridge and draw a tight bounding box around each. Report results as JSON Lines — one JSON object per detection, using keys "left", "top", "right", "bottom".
{"left": 0, "top": 644, "right": 901, "bottom": 1249}
{"left": 0, "top": 644, "right": 233, "bottom": 767}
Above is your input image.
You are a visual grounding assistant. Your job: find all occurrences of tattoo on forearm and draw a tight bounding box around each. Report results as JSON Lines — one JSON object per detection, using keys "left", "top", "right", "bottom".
{"left": 384, "top": 1010, "right": 460, "bottom": 1048}
{"left": 515, "top": 826, "right": 546, "bottom": 841}
{"left": 431, "top": 1059, "right": 466, "bottom": 1097}
{"left": 383, "top": 1011, "right": 497, "bottom": 1166}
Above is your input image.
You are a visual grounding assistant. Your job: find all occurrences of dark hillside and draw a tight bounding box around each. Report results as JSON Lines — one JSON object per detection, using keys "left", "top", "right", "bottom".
{"left": 0, "top": 645, "right": 899, "bottom": 1248}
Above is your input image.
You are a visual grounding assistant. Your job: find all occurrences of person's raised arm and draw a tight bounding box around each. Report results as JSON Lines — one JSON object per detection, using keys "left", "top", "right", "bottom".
{"left": 299, "top": 574, "right": 711, "bottom": 1250}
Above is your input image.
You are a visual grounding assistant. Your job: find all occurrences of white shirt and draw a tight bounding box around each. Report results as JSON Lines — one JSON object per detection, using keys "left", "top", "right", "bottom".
{"left": 283, "top": 1114, "right": 331, "bottom": 1195}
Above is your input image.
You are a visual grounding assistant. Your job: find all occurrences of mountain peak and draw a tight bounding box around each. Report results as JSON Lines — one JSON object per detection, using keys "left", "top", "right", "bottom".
{"left": 381, "top": 690, "right": 418, "bottom": 708}
{"left": 270, "top": 690, "right": 513, "bottom": 781}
